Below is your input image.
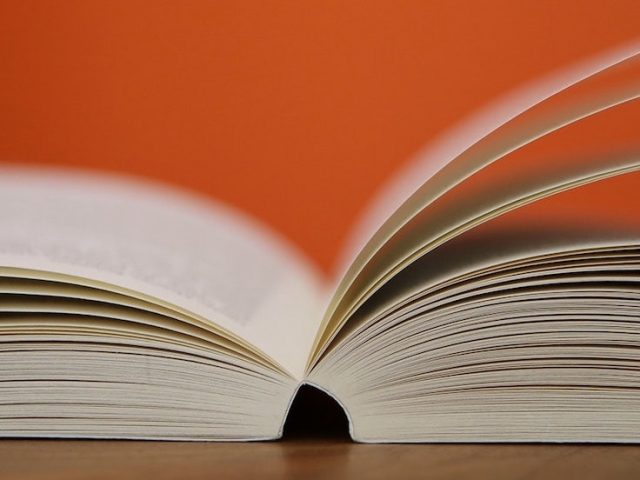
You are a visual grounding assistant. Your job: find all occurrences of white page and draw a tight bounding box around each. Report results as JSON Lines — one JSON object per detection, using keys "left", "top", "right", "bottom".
{"left": 0, "top": 166, "right": 324, "bottom": 378}
{"left": 337, "top": 40, "right": 640, "bottom": 273}
{"left": 309, "top": 41, "right": 640, "bottom": 365}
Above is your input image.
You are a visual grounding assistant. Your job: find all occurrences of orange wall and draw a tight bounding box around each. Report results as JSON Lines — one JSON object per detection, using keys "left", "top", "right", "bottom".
{"left": 1, "top": 1, "right": 638, "bottom": 275}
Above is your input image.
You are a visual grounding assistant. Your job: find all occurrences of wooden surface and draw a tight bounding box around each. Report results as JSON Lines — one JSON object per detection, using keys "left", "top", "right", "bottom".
{"left": 1, "top": 440, "right": 640, "bottom": 480}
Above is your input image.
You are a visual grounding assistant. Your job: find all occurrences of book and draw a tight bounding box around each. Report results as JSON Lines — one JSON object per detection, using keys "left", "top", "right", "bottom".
{"left": 0, "top": 41, "right": 639, "bottom": 442}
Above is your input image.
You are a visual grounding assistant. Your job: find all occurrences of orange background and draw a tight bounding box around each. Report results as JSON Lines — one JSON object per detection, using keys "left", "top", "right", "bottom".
{"left": 1, "top": 1, "right": 639, "bottom": 275}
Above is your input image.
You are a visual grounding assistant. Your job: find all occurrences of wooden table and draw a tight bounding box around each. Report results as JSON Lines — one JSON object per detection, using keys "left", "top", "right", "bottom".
{"left": 1, "top": 439, "right": 640, "bottom": 479}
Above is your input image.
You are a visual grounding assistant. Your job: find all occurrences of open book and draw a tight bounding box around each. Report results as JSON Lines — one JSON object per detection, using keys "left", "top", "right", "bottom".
{"left": 1, "top": 42, "right": 640, "bottom": 442}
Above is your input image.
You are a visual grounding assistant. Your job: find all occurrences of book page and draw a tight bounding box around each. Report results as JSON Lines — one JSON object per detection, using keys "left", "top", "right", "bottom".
{"left": 336, "top": 40, "right": 640, "bottom": 273}
{"left": 311, "top": 41, "right": 640, "bottom": 366}
{"left": 0, "top": 166, "right": 324, "bottom": 378}
{"left": 329, "top": 170, "right": 640, "bottom": 353}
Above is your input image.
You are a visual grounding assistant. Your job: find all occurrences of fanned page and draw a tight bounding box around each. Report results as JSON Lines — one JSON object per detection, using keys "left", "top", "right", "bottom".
{"left": 302, "top": 42, "right": 640, "bottom": 441}
{"left": 311, "top": 181, "right": 640, "bottom": 441}
{"left": 309, "top": 41, "right": 640, "bottom": 366}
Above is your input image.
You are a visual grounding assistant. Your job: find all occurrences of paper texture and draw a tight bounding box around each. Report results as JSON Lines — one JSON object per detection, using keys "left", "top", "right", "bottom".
{"left": 0, "top": 167, "right": 324, "bottom": 378}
